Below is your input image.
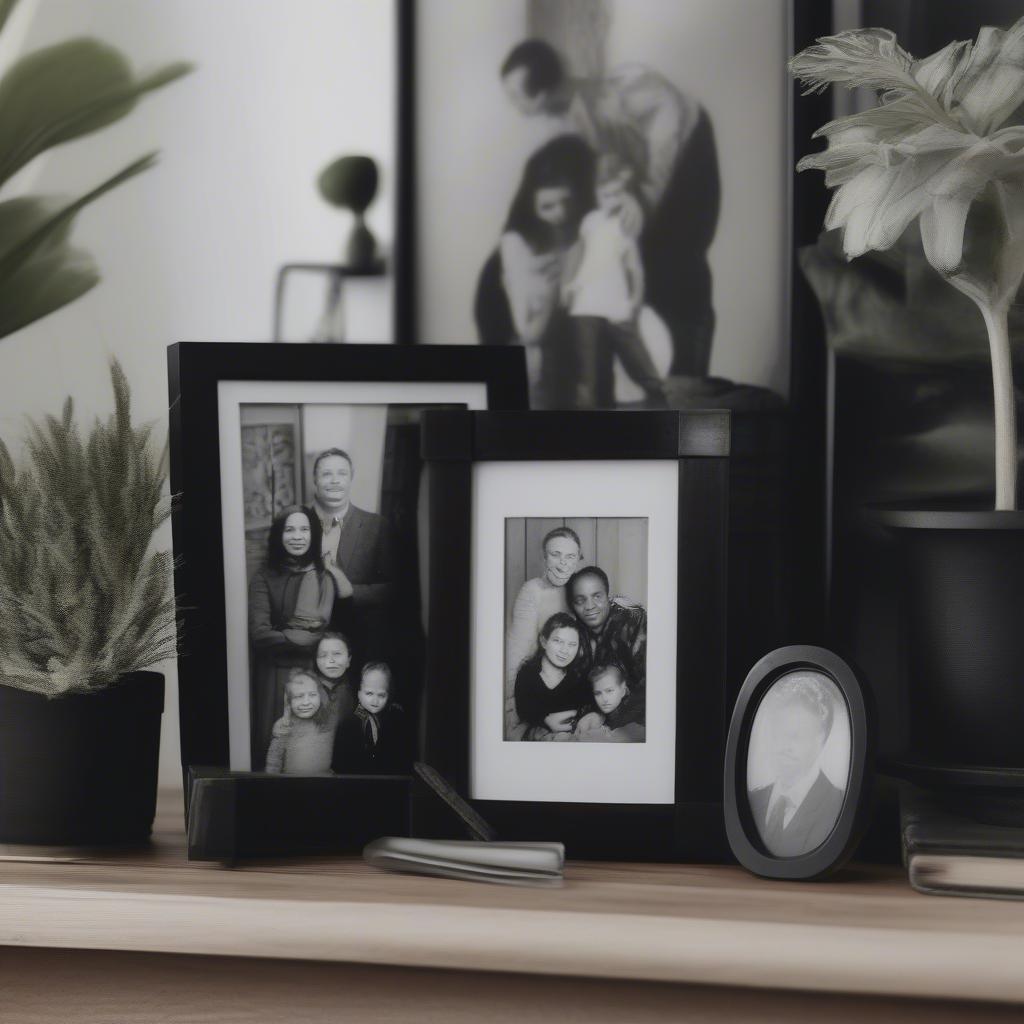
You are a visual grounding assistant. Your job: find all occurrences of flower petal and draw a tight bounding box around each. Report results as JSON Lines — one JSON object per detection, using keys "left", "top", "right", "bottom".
{"left": 913, "top": 40, "right": 971, "bottom": 101}
{"left": 920, "top": 197, "right": 971, "bottom": 275}
{"left": 790, "top": 28, "right": 915, "bottom": 95}
{"left": 952, "top": 17, "right": 1024, "bottom": 134}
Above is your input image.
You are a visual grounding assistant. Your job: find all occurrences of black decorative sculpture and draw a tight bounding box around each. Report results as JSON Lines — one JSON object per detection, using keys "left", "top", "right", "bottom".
{"left": 318, "top": 154, "right": 380, "bottom": 270}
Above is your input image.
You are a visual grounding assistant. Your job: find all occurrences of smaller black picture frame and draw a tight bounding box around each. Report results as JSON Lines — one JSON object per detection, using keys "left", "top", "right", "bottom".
{"left": 724, "top": 645, "right": 874, "bottom": 880}
{"left": 167, "top": 342, "right": 528, "bottom": 847}
{"left": 419, "top": 409, "right": 731, "bottom": 861}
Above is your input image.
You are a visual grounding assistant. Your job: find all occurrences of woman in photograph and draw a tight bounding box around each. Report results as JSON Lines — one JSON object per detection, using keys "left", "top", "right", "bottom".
{"left": 248, "top": 505, "right": 350, "bottom": 768}
{"left": 513, "top": 611, "right": 586, "bottom": 741}
{"left": 475, "top": 134, "right": 595, "bottom": 407}
{"left": 506, "top": 526, "right": 582, "bottom": 691}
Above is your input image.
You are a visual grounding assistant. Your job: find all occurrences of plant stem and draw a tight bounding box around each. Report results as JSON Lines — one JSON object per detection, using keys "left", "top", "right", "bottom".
{"left": 981, "top": 300, "right": 1017, "bottom": 510}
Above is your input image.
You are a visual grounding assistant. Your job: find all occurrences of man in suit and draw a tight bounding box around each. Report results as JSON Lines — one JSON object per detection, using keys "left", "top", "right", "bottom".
{"left": 748, "top": 674, "right": 845, "bottom": 858}
{"left": 312, "top": 448, "right": 396, "bottom": 659}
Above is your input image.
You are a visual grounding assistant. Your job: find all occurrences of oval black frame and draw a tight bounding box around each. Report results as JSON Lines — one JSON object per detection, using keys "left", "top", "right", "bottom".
{"left": 724, "top": 645, "right": 874, "bottom": 880}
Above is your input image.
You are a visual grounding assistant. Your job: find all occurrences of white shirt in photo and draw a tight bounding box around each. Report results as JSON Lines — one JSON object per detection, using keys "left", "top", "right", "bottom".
{"left": 568, "top": 210, "right": 637, "bottom": 323}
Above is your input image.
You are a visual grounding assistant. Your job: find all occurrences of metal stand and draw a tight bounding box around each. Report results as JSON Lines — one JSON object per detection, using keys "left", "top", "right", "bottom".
{"left": 273, "top": 261, "right": 385, "bottom": 342}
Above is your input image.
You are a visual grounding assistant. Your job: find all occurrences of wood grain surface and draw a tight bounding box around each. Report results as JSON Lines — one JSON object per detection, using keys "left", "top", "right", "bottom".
{"left": 3, "top": 948, "right": 1023, "bottom": 1024}
{"left": 0, "top": 791, "right": 1022, "bottom": 1008}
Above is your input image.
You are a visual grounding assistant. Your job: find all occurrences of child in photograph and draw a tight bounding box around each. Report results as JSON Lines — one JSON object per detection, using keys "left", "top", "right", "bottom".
{"left": 513, "top": 612, "right": 586, "bottom": 740}
{"left": 332, "top": 662, "right": 410, "bottom": 773}
{"left": 573, "top": 663, "right": 646, "bottom": 743}
{"left": 264, "top": 669, "right": 335, "bottom": 774}
{"left": 268, "top": 631, "right": 356, "bottom": 751}
{"left": 561, "top": 151, "right": 665, "bottom": 408}
{"left": 312, "top": 631, "right": 356, "bottom": 729}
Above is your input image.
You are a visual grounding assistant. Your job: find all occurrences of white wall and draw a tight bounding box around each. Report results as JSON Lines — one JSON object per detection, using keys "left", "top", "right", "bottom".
{"left": 0, "top": 0, "right": 396, "bottom": 791}
{"left": 302, "top": 404, "right": 387, "bottom": 510}
{"left": 416, "top": 0, "right": 791, "bottom": 396}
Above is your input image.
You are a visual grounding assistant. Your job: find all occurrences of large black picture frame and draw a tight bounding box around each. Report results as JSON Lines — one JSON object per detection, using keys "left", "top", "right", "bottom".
{"left": 167, "top": 342, "right": 528, "bottom": 799}
{"left": 395, "top": 0, "right": 831, "bottom": 641}
{"left": 419, "top": 409, "right": 730, "bottom": 861}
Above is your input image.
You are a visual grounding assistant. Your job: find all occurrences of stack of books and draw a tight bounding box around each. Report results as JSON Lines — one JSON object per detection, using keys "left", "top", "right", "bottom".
{"left": 901, "top": 784, "right": 1024, "bottom": 900}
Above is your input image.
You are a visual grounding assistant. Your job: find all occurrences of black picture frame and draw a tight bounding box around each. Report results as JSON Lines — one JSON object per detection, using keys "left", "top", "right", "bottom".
{"left": 167, "top": 342, "right": 528, "bottom": 806}
{"left": 419, "top": 409, "right": 730, "bottom": 861}
{"left": 723, "top": 645, "right": 874, "bottom": 880}
{"left": 395, "top": 0, "right": 832, "bottom": 641}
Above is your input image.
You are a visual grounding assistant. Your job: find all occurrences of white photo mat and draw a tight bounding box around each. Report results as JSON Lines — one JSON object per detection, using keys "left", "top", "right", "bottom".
{"left": 471, "top": 459, "right": 679, "bottom": 804}
{"left": 218, "top": 379, "right": 488, "bottom": 770}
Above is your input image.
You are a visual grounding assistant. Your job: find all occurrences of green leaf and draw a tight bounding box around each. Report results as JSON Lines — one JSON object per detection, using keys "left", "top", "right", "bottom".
{"left": 0, "top": 153, "right": 157, "bottom": 288}
{"left": 0, "top": 196, "right": 72, "bottom": 262}
{"left": 0, "top": 243, "right": 98, "bottom": 340}
{"left": 0, "top": 38, "right": 192, "bottom": 186}
{"left": 0, "top": 0, "right": 19, "bottom": 37}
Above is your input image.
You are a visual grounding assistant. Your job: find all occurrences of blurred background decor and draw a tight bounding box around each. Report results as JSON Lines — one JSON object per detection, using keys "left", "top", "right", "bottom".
{"left": 0, "top": 362, "right": 173, "bottom": 843}
{"left": 0, "top": 0, "right": 190, "bottom": 340}
{"left": 273, "top": 154, "right": 386, "bottom": 343}
{"left": 795, "top": 2, "right": 1024, "bottom": 789}
{"left": 320, "top": 153, "right": 381, "bottom": 271}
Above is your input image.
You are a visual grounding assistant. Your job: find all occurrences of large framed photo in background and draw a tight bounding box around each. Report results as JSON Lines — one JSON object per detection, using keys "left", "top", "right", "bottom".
{"left": 167, "top": 343, "right": 527, "bottom": 835}
{"left": 397, "top": 0, "right": 824, "bottom": 407}
{"left": 418, "top": 410, "right": 730, "bottom": 860}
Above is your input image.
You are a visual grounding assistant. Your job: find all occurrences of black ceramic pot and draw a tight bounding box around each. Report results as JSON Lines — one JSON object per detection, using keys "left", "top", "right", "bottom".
{"left": 876, "top": 509, "right": 1024, "bottom": 774}
{"left": 0, "top": 671, "right": 163, "bottom": 845}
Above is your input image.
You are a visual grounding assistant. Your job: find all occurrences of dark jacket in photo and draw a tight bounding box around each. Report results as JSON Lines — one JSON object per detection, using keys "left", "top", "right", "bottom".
{"left": 577, "top": 601, "right": 647, "bottom": 692}
{"left": 332, "top": 702, "right": 410, "bottom": 774}
{"left": 749, "top": 771, "right": 845, "bottom": 858}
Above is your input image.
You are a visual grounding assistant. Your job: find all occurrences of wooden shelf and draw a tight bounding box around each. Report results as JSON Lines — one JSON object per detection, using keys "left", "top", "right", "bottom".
{"left": 1, "top": 790, "right": 1023, "bottom": 1011}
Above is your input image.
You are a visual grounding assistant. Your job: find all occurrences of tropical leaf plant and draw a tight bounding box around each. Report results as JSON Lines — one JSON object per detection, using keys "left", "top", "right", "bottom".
{"left": 0, "top": 0, "right": 191, "bottom": 340}
{"left": 791, "top": 17, "right": 1024, "bottom": 509}
{"left": 0, "top": 361, "right": 177, "bottom": 696}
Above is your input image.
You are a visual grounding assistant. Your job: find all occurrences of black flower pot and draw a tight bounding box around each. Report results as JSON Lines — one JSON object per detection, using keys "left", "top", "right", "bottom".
{"left": 875, "top": 509, "right": 1024, "bottom": 774}
{"left": 0, "top": 671, "right": 163, "bottom": 845}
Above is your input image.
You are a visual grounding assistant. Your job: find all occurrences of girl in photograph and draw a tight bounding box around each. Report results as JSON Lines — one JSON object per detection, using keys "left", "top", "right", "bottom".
{"left": 476, "top": 134, "right": 595, "bottom": 407}
{"left": 574, "top": 662, "right": 646, "bottom": 743}
{"left": 332, "top": 662, "right": 410, "bottom": 773}
{"left": 248, "top": 505, "right": 349, "bottom": 768}
{"left": 561, "top": 151, "right": 665, "bottom": 408}
{"left": 505, "top": 526, "right": 583, "bottom": 691}
{"left": 264, "top": 669, "right": 335, "bottom": 774}
{"left": 267, "top": 630, "right": 358, "bottom": 760}
{"left": 311, "top": 630, "right": 357, "bottom": 730}
{"left": 513, "top": 612, "right": 586, "bottom": 740}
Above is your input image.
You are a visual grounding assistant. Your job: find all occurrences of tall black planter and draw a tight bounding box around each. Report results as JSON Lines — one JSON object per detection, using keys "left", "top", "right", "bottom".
{"left": 0, "top": 671, "right": 163, "bottom": 844}
{"left": 877, "top": 510, "right": 1024, "bottom": 773}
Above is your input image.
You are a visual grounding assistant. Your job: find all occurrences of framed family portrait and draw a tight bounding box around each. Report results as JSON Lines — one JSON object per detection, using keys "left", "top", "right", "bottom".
{"left": 420, "top": 409, "right": 730, "bottom": 860}
{"left": 397, "top": 0, "right": 828, "bottom": 410}
{"left": 167, "top": 343, "right": 527, "bottom": 813}
{"left": 724, "top": 646, "right": 874, "bottom": 880}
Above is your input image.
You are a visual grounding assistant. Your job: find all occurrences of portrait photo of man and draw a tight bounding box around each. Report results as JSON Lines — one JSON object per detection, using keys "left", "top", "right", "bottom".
{"left": 747, "top": 673, "right": 849, "bottom": 859}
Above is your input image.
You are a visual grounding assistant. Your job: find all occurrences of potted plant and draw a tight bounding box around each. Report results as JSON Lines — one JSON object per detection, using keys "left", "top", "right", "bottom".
{"left": 0, "top": 362, "right": 176, "bottom": 843}
{"left": 790, "top": 17, "right": 1024, "bottom": 776}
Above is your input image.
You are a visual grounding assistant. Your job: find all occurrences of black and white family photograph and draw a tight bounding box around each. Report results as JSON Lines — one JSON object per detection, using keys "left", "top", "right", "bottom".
{"left": 504, "top": 517, "right": 648, "bottom": 743}
{"left": 415, "top": 0, "right": 791, "bottom": 407}
{"left": 746, "top": 671, "right": 850, "bottom": 858}
{"left": 240, "top": 401, "right": 428, "bottom": 775}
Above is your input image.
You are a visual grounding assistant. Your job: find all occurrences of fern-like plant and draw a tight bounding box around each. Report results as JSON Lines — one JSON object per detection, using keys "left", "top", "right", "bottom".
{"left": 791, "top": 18, "right": 1024, "bottom": 510}
{"left": 0, "top": 361, "right": 176, "bottom": 696}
